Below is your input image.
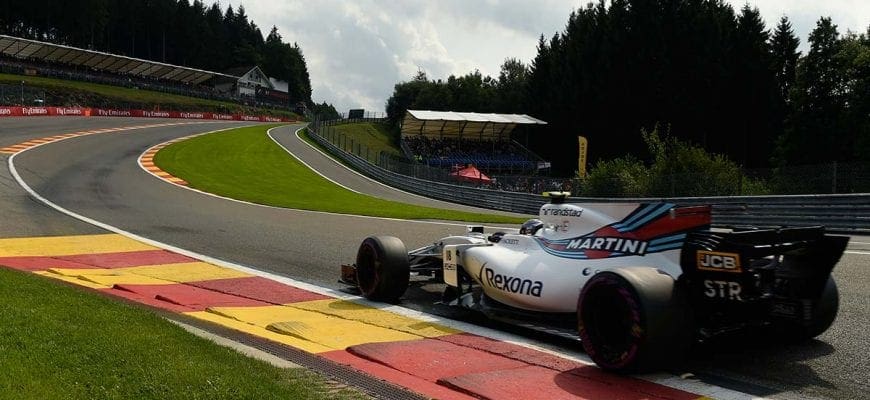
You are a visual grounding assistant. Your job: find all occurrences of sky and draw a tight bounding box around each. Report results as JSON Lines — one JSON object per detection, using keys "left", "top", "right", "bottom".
{"left": 235, "top": 0, "right": 870, "bottom": 114}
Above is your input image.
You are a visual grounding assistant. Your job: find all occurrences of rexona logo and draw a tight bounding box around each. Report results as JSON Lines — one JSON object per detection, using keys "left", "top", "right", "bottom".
{"left": 696, "top": 251, "right": 741, "bottom": 273}
{"left": 481, "top": 265, "right": 543, "bottom": 297}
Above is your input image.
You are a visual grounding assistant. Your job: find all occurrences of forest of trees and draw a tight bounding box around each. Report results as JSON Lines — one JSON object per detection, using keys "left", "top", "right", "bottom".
{"left": 386, "top": 0, "right": 870, "bottom": 177}
{"left": 0, "top": 0, "right": 313, "bottom": 104}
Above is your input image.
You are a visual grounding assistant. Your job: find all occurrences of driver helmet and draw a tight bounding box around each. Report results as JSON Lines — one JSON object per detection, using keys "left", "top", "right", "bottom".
{"left": 519, "top": 219, "right": 544, "bottom": 235}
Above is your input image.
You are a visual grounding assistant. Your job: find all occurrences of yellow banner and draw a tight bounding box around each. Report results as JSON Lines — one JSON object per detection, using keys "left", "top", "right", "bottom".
{"left": 578, "top": 136, "right": 588, "bottom": 177}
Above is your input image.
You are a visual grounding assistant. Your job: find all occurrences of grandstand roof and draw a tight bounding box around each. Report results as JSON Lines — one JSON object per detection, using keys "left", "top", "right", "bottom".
{"left": 401, "top": 110, "right": 547, "bottom": 139}
{"left": 0, "top": 35, "right": 237, "bottom": 85}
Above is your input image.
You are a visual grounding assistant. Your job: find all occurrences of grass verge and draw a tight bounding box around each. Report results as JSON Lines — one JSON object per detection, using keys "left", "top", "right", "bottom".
{"left": 323, "top": 122, "right": 401, "bottom": 157}
{"left": 0, "top": 268, "right": 366, "bottom": 399}
{"left": 1, "top": 73, "right": 229, "bottom": 108}
{"left": 154, "top": 124, "right": 525, "bottom": 223}
{"left": 0, "top": 73, "right": 298, "bottom": 119}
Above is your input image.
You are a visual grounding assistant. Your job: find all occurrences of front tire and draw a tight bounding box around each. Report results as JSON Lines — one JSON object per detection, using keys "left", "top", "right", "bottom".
{"left": 355, "top": 236, "right": 410, "bottom": 303}
{"left": 577, "top": 268, "right": 691, "bottom": 372}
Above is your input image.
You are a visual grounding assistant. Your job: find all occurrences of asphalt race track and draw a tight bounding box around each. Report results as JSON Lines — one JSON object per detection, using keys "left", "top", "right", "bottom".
{"left": 2, "top": 118, "right": 868, "bottom": 399}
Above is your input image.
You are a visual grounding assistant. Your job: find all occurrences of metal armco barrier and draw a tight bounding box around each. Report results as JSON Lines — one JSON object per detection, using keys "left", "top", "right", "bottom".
{"left": 308, "top": 128, "right": 870, "bottom": 234}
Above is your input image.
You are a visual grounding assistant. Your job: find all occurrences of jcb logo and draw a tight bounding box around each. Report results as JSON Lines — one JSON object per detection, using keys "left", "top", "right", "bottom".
{"left": 696, "top": 251, "right": 741, "bottom": 273}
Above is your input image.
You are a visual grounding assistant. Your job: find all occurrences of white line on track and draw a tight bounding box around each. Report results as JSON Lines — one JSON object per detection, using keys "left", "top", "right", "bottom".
{"left": 266, "top": 126, "right": 361, "bottom": 194}
{"left": 10, "top": 122, "right": 759, "bottom": 400}
{"left": 9, "top": 124, "right": 592, "bottom": 360}
{"left": 291, "top": 126, "right": 472, "bottom": 205}
{"left": 275, "top": 126, "right": 529, "bottom": 223}
{"left": 846, "top": 250, "right": 870, "bottom": 256}
{"left": 137, "top": 124, "right": 519, "bottom": 231}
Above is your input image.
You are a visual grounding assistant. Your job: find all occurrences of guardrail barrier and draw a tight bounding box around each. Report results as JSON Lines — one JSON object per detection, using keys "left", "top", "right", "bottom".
{"left": 308, "top": 124, "right": 870, "bottom": 234}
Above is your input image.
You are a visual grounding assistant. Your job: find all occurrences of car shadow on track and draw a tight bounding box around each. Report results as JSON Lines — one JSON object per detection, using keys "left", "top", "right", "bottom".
{"left": 682, "top": 330, "right": 837, "bottom": 397}
{"left": 355, "top": 277, "right": 840, "bottom": 398}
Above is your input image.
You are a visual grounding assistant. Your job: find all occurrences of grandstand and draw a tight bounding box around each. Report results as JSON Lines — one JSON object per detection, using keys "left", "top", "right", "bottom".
{"left": 0, "top": 34, "right": 291, "bottom": 110}
{"left": 400, "top": 110, "right": 548, "bottom": 175}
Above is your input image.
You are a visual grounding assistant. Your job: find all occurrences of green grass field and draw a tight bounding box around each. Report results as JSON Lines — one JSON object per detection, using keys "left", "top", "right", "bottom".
{"left": 0, "top": 268, "right": 366, "bottom": 400}
{"left": 326, "top": 122, "right": 401, "bottom": 157}
{"left": 154, "top": 124, "right": 525, "bottom": 224}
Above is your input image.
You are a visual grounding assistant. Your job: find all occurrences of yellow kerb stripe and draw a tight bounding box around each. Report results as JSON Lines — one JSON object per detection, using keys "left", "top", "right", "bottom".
{"left": 123, "top": 262, "right": 251, "bottom": 282}
{"left": 0, "top": 234, "right": 156, "bottom": 257}
{"left": 206, "top": 305, "right": 422, "bottom": 351}
{"left": 45, "top": 262, "right": 250, "bottom": 285}
{"left": 288, "top": 299, "right": 459, "bottom": 338}
{"left": 33, "top": 271, "right": 111, "bottom": 289}
{"left": 185, "top": 310, "right": 333, "bottom": 353}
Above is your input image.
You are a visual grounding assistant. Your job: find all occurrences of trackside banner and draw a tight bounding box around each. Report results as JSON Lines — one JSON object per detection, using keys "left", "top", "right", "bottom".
{"left": 0, "top": 106, "right": 293, "bottom": 122}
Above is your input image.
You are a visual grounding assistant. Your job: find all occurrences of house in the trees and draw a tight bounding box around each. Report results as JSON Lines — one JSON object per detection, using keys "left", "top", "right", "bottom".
{"left": 215, "top": 66, "right": 290, "bottom": 106}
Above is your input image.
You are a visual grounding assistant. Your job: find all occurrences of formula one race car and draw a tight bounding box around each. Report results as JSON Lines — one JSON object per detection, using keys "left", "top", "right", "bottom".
{"left": 340, "top": 193, "right": 848, "bottom": 372}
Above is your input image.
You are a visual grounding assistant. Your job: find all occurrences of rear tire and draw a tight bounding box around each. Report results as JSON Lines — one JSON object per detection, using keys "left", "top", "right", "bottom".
{"left": 577, "top": 268, "right": 691, "bottom": 373}
{"left": 779, "top": 276, "right": 839, "bottom": 341}
{"left": 355, "top": 236, "right": 410, "bottom": 303}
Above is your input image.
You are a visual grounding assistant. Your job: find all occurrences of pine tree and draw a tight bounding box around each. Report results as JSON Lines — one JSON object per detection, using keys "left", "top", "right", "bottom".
{"left": 779, "top": 17, "right": 844, "bottom": 165}
{"left": 836, "top": 31, "right": 870, "bottom": 164}
{"left": 731, "top": 5, "right": 776, "bottom": 167}
{"left": 495, "top": 58, "right": 529, "bottom": 114}
{"left": 770, "top": 16, "right": 801, "bottom": 102}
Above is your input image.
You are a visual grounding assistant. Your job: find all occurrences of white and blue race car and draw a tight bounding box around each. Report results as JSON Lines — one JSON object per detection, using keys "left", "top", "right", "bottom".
{"left": 341, "top": 193, "right": 848, "bottom": 372}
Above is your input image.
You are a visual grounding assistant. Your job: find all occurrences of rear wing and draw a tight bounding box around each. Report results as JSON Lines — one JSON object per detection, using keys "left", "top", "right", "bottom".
{"left": 679, "top": 227, "right": 848, "bottom": 304}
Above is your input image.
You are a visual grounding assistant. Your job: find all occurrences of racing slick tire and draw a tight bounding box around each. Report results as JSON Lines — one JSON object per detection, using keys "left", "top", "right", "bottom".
{"left": 355, "top": 236, "right": 410, "bottom": 303}
{"left": 778, "top": 276, "right": 839, "bottom": 341}
{"left": 577, "top": 268, "right": 691, "bottom": 373}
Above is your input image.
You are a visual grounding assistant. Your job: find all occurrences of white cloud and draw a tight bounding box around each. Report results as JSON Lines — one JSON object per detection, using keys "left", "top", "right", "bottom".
{"left": 239, "top": 0, "right": 575, "bottom": 113}
{"left": 238, "top": 1, "right": 869, "bottom": 114}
